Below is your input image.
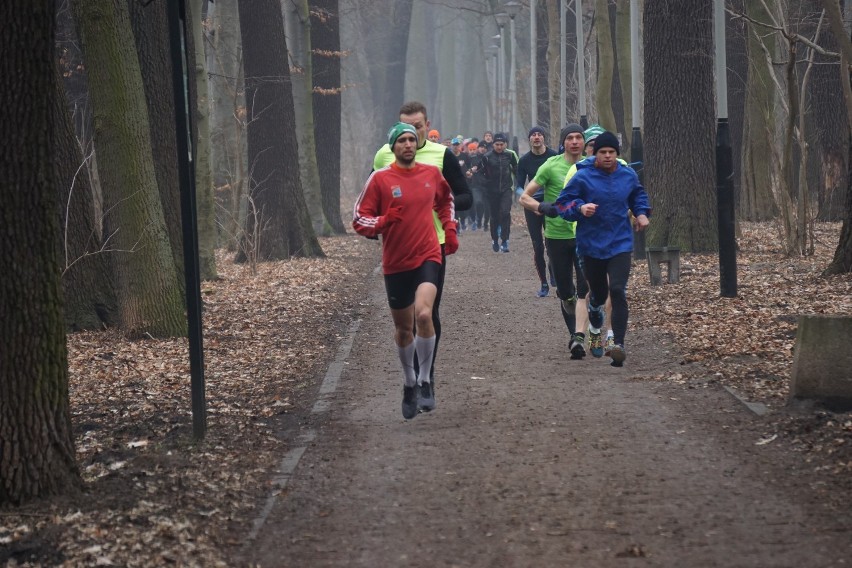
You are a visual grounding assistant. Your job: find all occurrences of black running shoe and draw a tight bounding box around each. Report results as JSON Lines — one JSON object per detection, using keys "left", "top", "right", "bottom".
{"left": 418, "top": 381, "right": 436, "bottom": 412}
{"left": 402, "top": 386, "right": 418, "bottom": 419}
{"left": 569, "top": 335, "right": 587, "bottom": 359}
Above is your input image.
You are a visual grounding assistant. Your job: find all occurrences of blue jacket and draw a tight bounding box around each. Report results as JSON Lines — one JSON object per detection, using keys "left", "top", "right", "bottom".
{"left": 554, "top": 156, "right": 651, "bottom": 259}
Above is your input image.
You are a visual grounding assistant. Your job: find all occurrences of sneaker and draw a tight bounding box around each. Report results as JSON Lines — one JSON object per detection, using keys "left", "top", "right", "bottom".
{"left": 589, "top": 331, "right": 603, "bottom": 358}
{"left": 569, "top": 335, "right": 586, "bottom": 359}
{"left": 604, "top": 336, "right": 617, "bottom": 356}
{"left": 608, "top": 343, "right": 626, "bottom": 367}
{"left": 501, "top": 240, "right": 509, "bottom": 253}
{"left": 588, "top": 304, "right": 605, "bottom": 329}
{"left": 470, "top": 222, "right": 478, "bottom": 231}
{"left": 537, "top": 283, "right": 549, "bottom": 297}
{"left": 402, "top": 386, "right": 418, "bottom": 419}
{"left": 492, "top": 240, "right": 499, "bottom": 252}
{"left": 561, "top": 296, "right": 577, "bottom": 316}
{"left": 417, "top": 381, "right": 436, "bottom": 412}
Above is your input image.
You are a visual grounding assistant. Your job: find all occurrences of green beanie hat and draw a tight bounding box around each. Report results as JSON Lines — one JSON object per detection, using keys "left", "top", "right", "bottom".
{"left": 584, "top": 124, "right": 605, "bottom": 144}
{"left": 387, "top": 122, "right": 418, "bottom": 148}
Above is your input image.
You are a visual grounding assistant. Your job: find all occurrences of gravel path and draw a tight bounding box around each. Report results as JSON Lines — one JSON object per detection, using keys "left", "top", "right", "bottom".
{"left": 246, "top": 223, "right": 852, "bottom": 567}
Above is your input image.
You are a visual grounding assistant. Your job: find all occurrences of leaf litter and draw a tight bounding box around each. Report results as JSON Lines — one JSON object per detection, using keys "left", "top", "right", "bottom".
{"left": 2, "top": 222, "right": 852, "bottom": 565}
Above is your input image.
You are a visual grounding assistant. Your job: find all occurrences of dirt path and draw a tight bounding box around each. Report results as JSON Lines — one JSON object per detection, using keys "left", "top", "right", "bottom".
{"left": 245, "top": 223, "right": 852, "bottom": 567}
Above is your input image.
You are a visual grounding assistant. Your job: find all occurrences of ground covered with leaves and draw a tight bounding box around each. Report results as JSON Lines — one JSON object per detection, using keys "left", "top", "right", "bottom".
{"left": 2, "top": 222, "right": 851, "bottom": 566}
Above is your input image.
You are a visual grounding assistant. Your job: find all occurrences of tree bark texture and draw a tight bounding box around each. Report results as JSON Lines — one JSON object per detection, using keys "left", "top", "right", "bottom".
{"left": 72, "top": 0, "right": 187, "bottom": 337}
{"left": 311, "top": 0, "right": 346, "bottom": 233}
{"left": 643, "top": 0, "right": 718, "bottom": 252}
{"left": 207, "top": 0, "right": 246, "bottom": 251}
{"left": 535, "top": 0, "right": 551, "bottom": 133}
{"left": 191, "top": 0, "right": 219, "bottom": 279}
{"left": 126, "top": 0, "right": 186, "bottom": 285}
{"left": 55, "top": 66, "right": 118, "bottom": 331}
{"left": 615, "top": 0, "right": 631, "bottom": 155}
{"left": 594, "top": 0, "right": 617, "bottom": 132}
{"left": 285, "top": 0, "right": 329, "bottom": 237}
{"left": 726, "top": 0, "right": 747, "bottom": 223}
{"left": 739, "top": 0, "right": 779, "bottom": 221}
{"left": 545, "top": 0, "right": 561, "bottom": 136}
{"left": 237, "top": 0, "right": 324, "bottom": 260}
{"left": 1, "top": 0, "right": 81, "bottom": 505}
{"left": 811, "top": 5, "right": 848, "bottom": 221}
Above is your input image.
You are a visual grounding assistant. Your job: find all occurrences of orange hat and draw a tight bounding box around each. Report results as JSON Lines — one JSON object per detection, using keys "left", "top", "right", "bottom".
{"left": 428, "top": 129, "right": 440, "bottom": 139}
{"left": 467, "top": 142, "right": 478, "bottom": 151}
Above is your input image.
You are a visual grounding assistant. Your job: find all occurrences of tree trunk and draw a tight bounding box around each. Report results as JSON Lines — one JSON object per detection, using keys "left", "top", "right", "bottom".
{"left": 727, "top": 0, "right": 748, "bottom": 222}
{"left": 237, "top": 0, "right": 324, "bottom": 261}
{"left": 811, "top": 5, "right": 848, "bottom": 221}
{"left": 594, "top": 0, "right": 617, "bottom": 132}
{"left": 192, "top": 0, "right": 219, "bottom": 279}
{"left": 208, "top": 0, "right": 246, "bottom": 251}
{"left": 1, "top": 0, "right": 81, "bottom": 505}
{"left": 545, "top": 0, "right": 561, "bottom": 136}
{"left": 615, "top": 0, "right": 631, "bottom": 155}
{"left": 739, "top": 0, "right": 779, "bottom": 221}
{"left": 55, "top": 66, "right": 118, "bottom": 331}
{"left": 643, "top": 0, "right": 717, "bottom": 252}
{"left": 535, "top": 0, "right": 551, "bottom": 132}
{"left": 311, "top": 0, "right": 346, "bottom": 234}
{"left": 285, "top": 0, "right": 330, "bottom": 237}
{"left": 127, "top": 0, "right": 186, "bottom": 286}
{"left": 72, "top": 0, "right": 187, "bottom": 337}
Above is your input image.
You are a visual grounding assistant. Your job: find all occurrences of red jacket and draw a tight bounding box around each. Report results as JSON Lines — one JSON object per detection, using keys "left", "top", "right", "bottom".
{"left": 353, "top": 162, "right": 454, "bottom": 275}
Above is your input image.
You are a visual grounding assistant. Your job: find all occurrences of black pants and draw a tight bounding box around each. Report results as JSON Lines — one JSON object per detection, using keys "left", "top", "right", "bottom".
{"left": 546, "top": 237, "right": 589, "bottom": 336}
{"left": 524, "top": 208, "right": 547, "bottom": 284}
{"left": 487, "top": 190, "right": 513, "bottom": 243}
{"left": 413, "top": 245, "right": 446, "bottom": 381}
{"left": 582, "top": 252, "right": 632, "bottom": 345}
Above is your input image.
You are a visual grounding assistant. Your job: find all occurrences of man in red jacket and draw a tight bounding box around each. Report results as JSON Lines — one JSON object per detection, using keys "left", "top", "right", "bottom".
{"left": 353, "top": 122, "right": 457, "bottom": 419}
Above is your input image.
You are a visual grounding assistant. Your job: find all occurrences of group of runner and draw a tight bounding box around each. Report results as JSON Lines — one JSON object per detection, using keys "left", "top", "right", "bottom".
{"left": 353, "top": 101, "right": 651, "bottom": 419}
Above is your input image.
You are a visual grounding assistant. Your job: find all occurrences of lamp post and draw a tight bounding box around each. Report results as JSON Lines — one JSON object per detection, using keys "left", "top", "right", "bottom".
{"left": 630, "top": 0, "right": 645, "bottom": 258}
{"left": 714, "top": 0, "right": 737, "bottom": 297}
{"left": 503, "top": 1, "right": 522, "bottom": 140}
{"left": 576, "top": 0, "right": 586, "bottom": 127}
{"left": 492, "top": 31, "right": 504, "bottom": 131}
{"left": 559, "top": 0, "right": 566, "bottom": 127}
{"left": 494, "top": 12, "right": 510, "bottom": 133}
{"left": 486, "top": 44, "right": 500, "bottom": 128}
{"left": 530, "top": 0, "right": 537, "bottom": 127}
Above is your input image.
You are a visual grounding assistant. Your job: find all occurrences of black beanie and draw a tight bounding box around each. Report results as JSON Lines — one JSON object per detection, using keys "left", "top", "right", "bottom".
{"left": 593, "top": 131, "right": 620, "bottom": 155}
{"left": 559, "top": 123, "right": 584, "bottom": 146}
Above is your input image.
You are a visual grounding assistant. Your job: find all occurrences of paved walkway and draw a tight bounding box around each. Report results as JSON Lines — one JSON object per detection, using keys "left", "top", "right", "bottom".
{"left": 246, "top": 222, "right": 852, "bottom": 567}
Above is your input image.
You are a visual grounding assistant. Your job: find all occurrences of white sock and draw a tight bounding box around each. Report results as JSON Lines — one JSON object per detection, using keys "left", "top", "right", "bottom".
{"left": 414, "top": 335, "right": 436, "bottom": 385}
{"left": 589, "top": 325, "right": 601, "bottom": 334}
{"left": 606, "top": 330, "right": 614, "bottom": 339}
{"left": 397, "top": 342, "right": 416, "bottom": 387}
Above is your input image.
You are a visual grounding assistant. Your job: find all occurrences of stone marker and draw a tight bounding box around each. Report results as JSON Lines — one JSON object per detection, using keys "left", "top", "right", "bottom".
{"left": 790, "top": 315, "right": 852, "bottom": 409}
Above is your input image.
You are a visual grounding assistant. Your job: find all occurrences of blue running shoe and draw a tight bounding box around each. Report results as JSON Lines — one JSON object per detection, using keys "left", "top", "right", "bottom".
{"left": 537, "top": 284, "right": 549, "bottom": 297}
{"left": 492, "top": 240, "right": 500, "bottom": 252}
{"left": 589, "top": 331, "right": 604, "bottom": 358}
{"left": 501, "top": 240, "right": 509, "bottom": 253}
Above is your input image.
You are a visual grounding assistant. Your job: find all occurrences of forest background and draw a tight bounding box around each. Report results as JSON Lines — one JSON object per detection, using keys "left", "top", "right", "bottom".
{"left": 3, "top": 0, "right": 852, "bottom": 516}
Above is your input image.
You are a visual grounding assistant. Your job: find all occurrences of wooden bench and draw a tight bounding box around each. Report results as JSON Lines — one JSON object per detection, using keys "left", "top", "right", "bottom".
{"left": 645, "top": 246, "right": 681, "bottom": 285}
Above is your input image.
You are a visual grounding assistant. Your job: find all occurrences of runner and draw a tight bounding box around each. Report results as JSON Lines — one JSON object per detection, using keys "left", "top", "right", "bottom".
{"left": 541, "top": 131, "right": 651, "bottom": 367}
{"left": 519, "top": 124, "right": 590, "bottom": 359}
{"left": 354, "top": 123, "right": 456, "bottom": 418}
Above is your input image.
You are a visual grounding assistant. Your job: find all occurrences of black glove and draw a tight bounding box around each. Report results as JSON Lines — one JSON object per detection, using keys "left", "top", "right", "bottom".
{"left": 538, "top": 202, "right": 558, "bottom": 218}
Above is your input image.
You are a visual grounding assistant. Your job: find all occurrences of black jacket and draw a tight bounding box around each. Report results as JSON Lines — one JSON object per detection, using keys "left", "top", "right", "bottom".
{"left": 481, "top": 149, "right": 518, "bottom": 194}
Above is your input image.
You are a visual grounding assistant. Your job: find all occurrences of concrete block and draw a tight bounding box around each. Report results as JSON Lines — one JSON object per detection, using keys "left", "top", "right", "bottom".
{"left": 790, "top": 315, "right": 852, "bottom": 409}
{"left": 646, "top": 247, "right": 681, "bottom": 285}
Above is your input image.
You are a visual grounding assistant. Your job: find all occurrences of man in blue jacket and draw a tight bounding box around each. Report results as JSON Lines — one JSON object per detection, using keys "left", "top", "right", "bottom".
{"left": 539, "top": 131, "right": 651, "bottom": 367}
